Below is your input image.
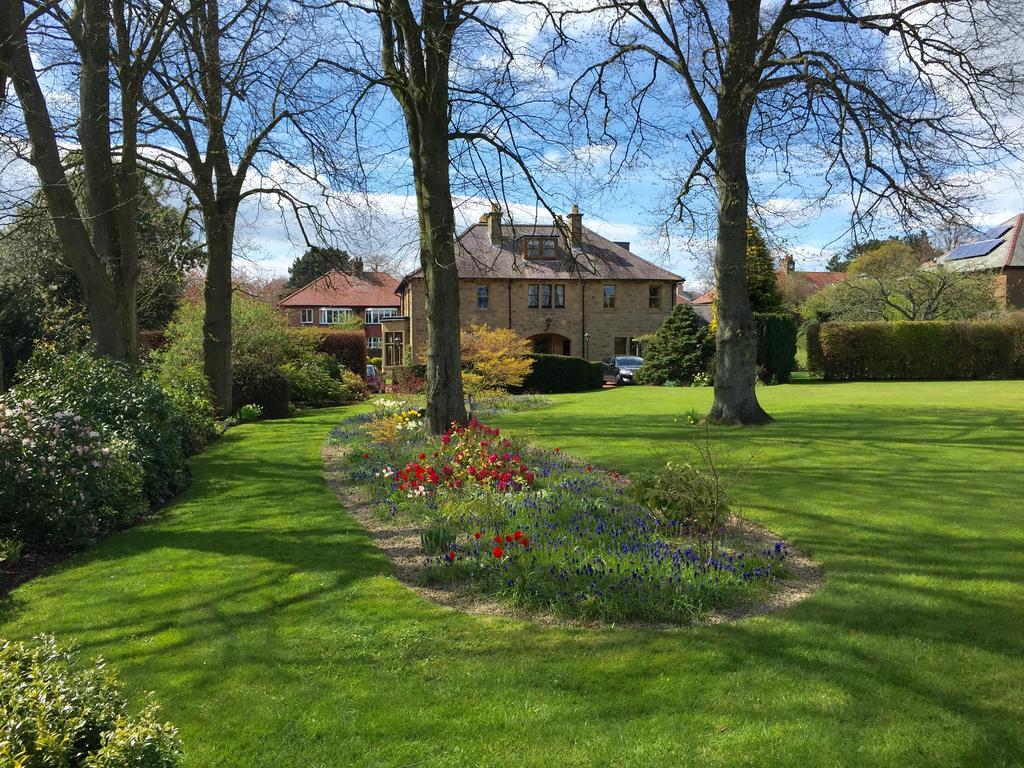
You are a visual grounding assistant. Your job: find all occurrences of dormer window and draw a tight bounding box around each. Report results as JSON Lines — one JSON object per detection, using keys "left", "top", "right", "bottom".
{"left": 522, "top": 237, "right": 557, "bottom": 260}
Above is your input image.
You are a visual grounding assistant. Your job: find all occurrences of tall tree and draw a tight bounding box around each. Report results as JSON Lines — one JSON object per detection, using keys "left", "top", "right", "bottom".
{"left": 138, "top": 0, "right": 358, "bottom": 415}
{"left": 746, "top": 219, "right": 782, "bottom": 313}
{"left": 327, "top": 0, "right": 561, "bottom": 433}
{"left": 0, "top": 0, "right": 176, "bottom": 360}
{"left": 284, "top": 246, "right": 353, "bottom": 291}
{"left": 574, "top": 0, "right": 1022, "bottom": 423}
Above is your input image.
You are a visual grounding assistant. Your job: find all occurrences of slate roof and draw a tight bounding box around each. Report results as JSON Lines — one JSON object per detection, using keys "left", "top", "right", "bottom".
{"left": 401, "top": 223, "right": 682, "bottom": 284}
{"left": 932, "top": 214, "right": 1024, "bottom": 272}
{"left": 278, "top": 270, "right": 400, "bottom": 307}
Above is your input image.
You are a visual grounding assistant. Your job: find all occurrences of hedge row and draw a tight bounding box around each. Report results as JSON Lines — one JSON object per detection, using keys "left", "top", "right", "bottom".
{"left": 754, "top": 313, "right": 798, "bottom": 384}
{"left": 806, "top": 318, "right": 1024, "bottom": 380}
{"left": 517, "top": 354, "right": 604, "bottom": 393}
{"left": 317, "top": 330, "right": 367, "bottom": 376}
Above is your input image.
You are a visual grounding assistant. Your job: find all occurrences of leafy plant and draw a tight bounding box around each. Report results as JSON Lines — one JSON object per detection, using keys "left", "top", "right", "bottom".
{"left": 237, "top": 403, "right": 264, "bottom": 422}
{"left": 636, "top": 304, "right": 714, "bottom": 386}
{"left": 460, "top": 323, "right": 534, "bottom": 391}
{"left": 0, "top": 636, "right": 181, "bottom": 768}
{"left": 420, "top": 520, "right": 459, "bottom": 555}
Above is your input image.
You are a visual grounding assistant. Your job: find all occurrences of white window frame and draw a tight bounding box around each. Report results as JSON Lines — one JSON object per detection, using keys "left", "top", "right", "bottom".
{"left": 299, "top": 308, "right": 314, "bottom": 325}
{"left": 320, "top": 307, "right": 353, "bottom": 325}
{"left": 366, "top": 336, "right": 383, "bottom": 350}
{"left": 364, "top": 307, "right": 399, "bottom": 325}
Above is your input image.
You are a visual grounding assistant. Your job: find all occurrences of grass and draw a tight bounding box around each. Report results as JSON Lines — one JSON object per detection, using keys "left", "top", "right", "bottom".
{"left": 2, "top": 383, "right": 1024, "bottom": 767}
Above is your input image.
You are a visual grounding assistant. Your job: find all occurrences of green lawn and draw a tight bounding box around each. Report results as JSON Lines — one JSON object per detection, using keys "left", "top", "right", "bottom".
{"left": 3, "top": 382, "right": 1023, "bottom": 767}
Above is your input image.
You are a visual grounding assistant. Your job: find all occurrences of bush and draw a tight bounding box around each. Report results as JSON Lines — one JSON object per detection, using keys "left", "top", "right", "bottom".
{"left": 315, "top": 330, "right": 367, "bottom": 376}
{"left": 281, "top": 349, "right": 367, "bottom": 406}
{"left": 0, "top": 636, "right": 180, "bottom": 768}
{"left": 232, "top": 362, "right": 291, "bottom": 419}
{"left": 460, "top": 324, "right": 534, "bottom": 391}
{"left": 636, "top": 304, "right": 713, "bottom": 386}
{"left": 807, "top": 320, "right": 1022, "bottom": 380}
{"left": 754, "top": 313, "right": 798, "bottom": 383}
{"left": 237, "top": 403, "right": 263, "bottom": 422}
{"left": 516, "top": 355, "right": 603, "bottom": 393}
{"left": 15, "top": 346, "right": 190, "bottom": 502}
{"left": 152, "top": 365, "right": 217, "bottom": 453}
{"left": 391, "top": 365, "right": 426, "bottom": 394}
{"left": 0, "top": 399, "right": 146, "bottom": 550}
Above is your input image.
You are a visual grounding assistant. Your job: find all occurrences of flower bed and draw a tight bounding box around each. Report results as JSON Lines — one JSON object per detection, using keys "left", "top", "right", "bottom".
{"left": 330, "top": 400, "right": 789, "bottom": 624}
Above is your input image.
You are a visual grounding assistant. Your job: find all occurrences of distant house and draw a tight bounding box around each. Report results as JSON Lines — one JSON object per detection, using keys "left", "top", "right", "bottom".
{"left": 777, "top": 255, "right": 847, "bottom": 304}
{"left": 278, "top": 266, "right": 401, "bottom": 356}
{"left": 930, "top": 215, "right": 1024, "bottom": 308}
{"left": 382, "top": 204, "right": 683, "bottom": 368}
{"left": 676, "top": 287, "right": 700, "bottom": 304}
{"left": 690, "top": 290, "right": 715, "bottom": 323}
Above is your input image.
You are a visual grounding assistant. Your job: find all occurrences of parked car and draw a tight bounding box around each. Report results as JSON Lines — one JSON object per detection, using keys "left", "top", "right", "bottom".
{"left": 602, "top": 355, "right": 644, "bottom": 385}
{"left": 366, "top": 364, "right": 384, "bottom": 393}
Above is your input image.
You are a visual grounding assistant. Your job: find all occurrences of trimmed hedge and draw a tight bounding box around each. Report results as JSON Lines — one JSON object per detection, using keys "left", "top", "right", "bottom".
{"left": 232, "top": 361, "right": 292, "bottom": 418}
{"left": 318, "top": 330, "right": 367, "bottom": 376}
{"left": 754, "top": 313, "right": 798, "bottom": 384}
{"left": 806, "top": 318, "right": 1024, "bottom": 380}
{"left": 516, "top": 354, "right": 603, "bottom": 393}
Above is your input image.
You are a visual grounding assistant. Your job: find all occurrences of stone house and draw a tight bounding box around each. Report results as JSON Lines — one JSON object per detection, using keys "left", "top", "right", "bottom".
{"left": 277, "top": 266, "right": 401, "bottom": 357}
{"left": 381, "top": 205, "right": 683, "bottom": 368}
{"left": 930, "top": 215, "right": 1024, "bottom": 308}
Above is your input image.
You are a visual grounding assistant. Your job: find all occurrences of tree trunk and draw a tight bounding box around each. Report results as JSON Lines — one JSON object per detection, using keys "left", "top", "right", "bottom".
{"left": 410, "top": 121, "right": 467, "bottom": 434}
{"left": 203, "top": 207, "right": 236, "bottom": 416}
{"left": 708, "top": 125, "right": 772, "bottom": 425}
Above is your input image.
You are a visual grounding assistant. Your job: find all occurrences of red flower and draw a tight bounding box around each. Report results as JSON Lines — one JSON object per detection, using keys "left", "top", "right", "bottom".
{"left": 494, "top": 535, "right": 503, "bottom": 544}
{"left": 474, "top": 531, "right": 482, "bottom": 539}
{"left": 362, "top": 453, "right": 369, "bottom": 459}
{"left": 447, "top": 550, "right": 456, "bottom": 561}
{"left": 520, "top": 538, "right": 529, "bottom": 547}
{"left": 586, "top": 465, "right": 593, "bottom": 472}
{"left": 441, "top": 434, "right": 451, "bottom": 445}
{"left": 554, "top": 447, "right": 561, "bottom": 453}
{"left": 419, "top": 452, "right": 426, "bottom": 460}
{"left": 505, "top": 534, "right": 513, "bottom": 543}
{"left": 513, "top": 530, "right": 523, "bottom": 540}
{"left": 492, "top": 546, "right": 504, "bottom": 558}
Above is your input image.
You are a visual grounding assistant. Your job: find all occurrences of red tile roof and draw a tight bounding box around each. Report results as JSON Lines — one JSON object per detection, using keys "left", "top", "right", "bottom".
{"left": 780, "top": 270, "right": 847, "bottom": 290}
{"left": 278, "top": 270, "right": 400, "bottom": 308}
{"left": 692, "top": 290, "right": 716, "bottom": 305}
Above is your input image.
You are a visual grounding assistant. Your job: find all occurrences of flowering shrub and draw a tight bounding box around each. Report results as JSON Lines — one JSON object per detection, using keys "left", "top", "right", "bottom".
{"left": 0, "top": 635, "right": 181, "bottom": 768}
{"left": 0, "top": 399, "right": 145, "bottom": 550}
{"left": 334, "top": 412, "right": 789, "bottom": 624}
{"left": 362, "top": 404, "right": 424, "bottom": 444}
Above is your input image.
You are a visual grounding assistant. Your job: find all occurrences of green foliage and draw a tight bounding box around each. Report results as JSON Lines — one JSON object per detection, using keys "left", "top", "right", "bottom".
{"left": 754, "top": 313, "right": 798, "bottom": 384}
{"left": 15, "top": 347, "right": 190, "bottom": 503}
{"left": 636, "top": 303, "right": 713, "bottom": 386}
{"left": 516, "top": 355, "right": 603, "bottom": 393}
{"left": 231, "top": 362, "right": 291, "bottom": 419}
{"left": 746, "top": 220, "right": 784, "bottom": 312}
{"left": 237, "top": 404, "right": 264, "bottom": 422}
{"left": 0, "top": 636, "right": 180, "bottom": 768}
{"left": 283, "top": 246, "right": 352, "bottom": 291}
{"left": 807, "top": 320, "right": 1023, "bottom": 380}
{"left": 829, "top": 231, "right": 937, "bottom": 272}
{"left": 281, "top": 353, "right": 366, "bottom": 406}
{"left": 420, "top": 520, "right": 459, "bottom": 555}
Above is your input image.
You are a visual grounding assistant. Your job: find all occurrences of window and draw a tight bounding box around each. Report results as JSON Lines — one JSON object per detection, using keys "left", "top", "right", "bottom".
{"left": 603, "top": 285, "right": 616, "bottom": 308}
{"left": 541, "top": 284, "right": 552, "bottom": 308}
{"left": 523, "top": 237, "right": 557, "bottom": 260}
{"left": 528, "top": 284, "right": 539, "bottom": 308}
{"left": 366, "top": 336, "right": 382, "bottom": 350}
{"left": 613, "top": 337, "right": 642, "bottom": 356}
{"left": 320, "top": 307, "right": 353, "bottom": 325}
{"left": 649, "top": 285, "right": 661, "bottom": 309}
{"left": 554, "top": 285, "right": 565, "bottom": 308}
{"left": 384, "top": 332, "right": 403, "bottom": 367}
{"left": 477, "top": 285, "right": 489, "bottom": 309}
{"left": 299, "top": 308, "right": 313, "bottom": 325}
{"left": 364, "top": 307, "right": 399, "bottom": 325}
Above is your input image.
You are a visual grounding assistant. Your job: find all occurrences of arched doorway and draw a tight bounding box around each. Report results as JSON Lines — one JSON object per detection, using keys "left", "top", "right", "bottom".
{"left": 529, "top": 333, "right": 571, "bottom": 356}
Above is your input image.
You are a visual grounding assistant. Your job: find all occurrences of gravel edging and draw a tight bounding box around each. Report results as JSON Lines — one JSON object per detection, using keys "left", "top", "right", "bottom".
{"left": 322, "top": 442, "right": 823, "bottom": 629}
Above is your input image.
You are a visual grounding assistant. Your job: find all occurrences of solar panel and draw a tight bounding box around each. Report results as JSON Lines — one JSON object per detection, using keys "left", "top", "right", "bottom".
{"left": 945, "top": 238, "right": 1002, "bottom": 261}
{"left": 982, "top": 222, "right": 1013, "bottom": 240}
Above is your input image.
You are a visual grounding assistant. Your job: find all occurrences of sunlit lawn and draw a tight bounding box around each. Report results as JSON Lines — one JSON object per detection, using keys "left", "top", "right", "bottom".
{"left": 2, "top": 381, "right": 1023, "bottom": 767}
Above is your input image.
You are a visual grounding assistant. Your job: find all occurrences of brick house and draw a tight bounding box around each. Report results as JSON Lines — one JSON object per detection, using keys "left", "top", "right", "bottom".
{"left": 381, "top": 205, "right": 683, "bottom": 368}
{"left": 931, "top": 215, "right": 1024, "bottom": 308}
{"left": 278, "top": 266, "right": 401, "bottom": 356}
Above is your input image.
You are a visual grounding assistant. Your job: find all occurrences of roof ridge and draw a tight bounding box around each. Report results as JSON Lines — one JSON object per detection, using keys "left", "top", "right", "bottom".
{"left": 1004, "top": 213, "right": 1024, "bottom": 269}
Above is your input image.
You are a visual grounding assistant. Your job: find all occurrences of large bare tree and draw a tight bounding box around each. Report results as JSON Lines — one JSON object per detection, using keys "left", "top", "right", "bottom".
{"left": 137, "top": 0, "right": 358, "bottom": 415}
{"left": 573, "top": 0, "right": 1023, "bottom": 423}
{"left": 0, "top": 0, "right": 176, "bottom": 361}
{"left": 324, "top": 0, "right": 562, "bottom": 433}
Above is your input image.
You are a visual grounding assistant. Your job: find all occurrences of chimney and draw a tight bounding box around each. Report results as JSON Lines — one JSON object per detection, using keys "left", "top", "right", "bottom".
{"left": 568, "top": 204, "right": 582, "bottom": 247}
{"left": 487, "top": 202, "right": 502, "bottom": 245}
{"left": 353, "top": 256, "right": 364, "bottom": 274}
{"left": 782, "top": 255, "right": 795, "bottom": 274}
